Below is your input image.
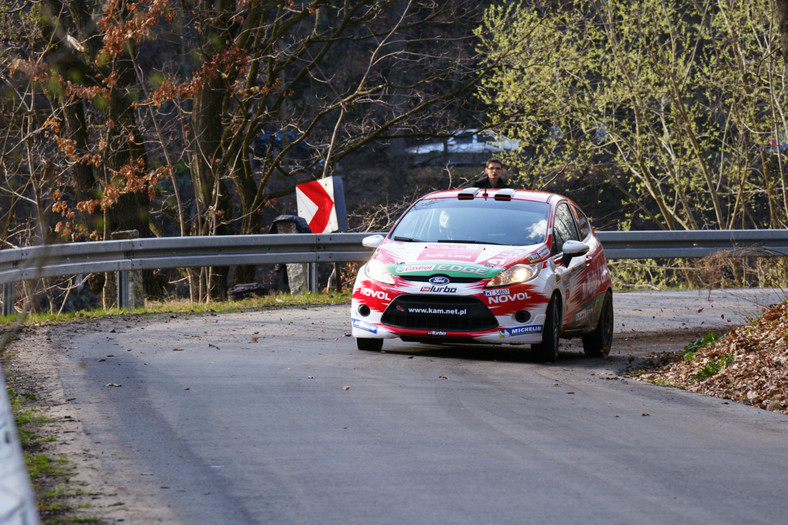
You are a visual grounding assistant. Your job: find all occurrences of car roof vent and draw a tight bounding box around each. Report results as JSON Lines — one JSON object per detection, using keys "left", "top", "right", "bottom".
{"left": 494, "top": 188, "right": 515, "bottom": 201}
{"left": 457, "top": 188, "right": 479, "bottom": 200}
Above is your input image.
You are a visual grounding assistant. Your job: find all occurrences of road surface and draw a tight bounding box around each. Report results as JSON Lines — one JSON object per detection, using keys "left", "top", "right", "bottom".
{"left": 33, "top": 289, "right": 788, "bottom": 523}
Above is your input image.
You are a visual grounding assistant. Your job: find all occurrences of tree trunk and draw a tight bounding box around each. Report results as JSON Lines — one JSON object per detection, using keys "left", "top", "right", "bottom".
{"left": 777, "top": 0, "right": 788, "bottom": 68}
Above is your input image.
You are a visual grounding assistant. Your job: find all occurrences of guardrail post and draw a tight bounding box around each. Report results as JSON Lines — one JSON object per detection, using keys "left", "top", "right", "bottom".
{"left": 111, "top": 230, "right": 144, "bottom": 309}
{"left": 309, "top": 263, "right": 317, "bottom": 293}
{"left": 116, "top": 270, "right": 129, "bottom": 309}
{"left": 2, "top": 282, "right": 14, "bottom": 316}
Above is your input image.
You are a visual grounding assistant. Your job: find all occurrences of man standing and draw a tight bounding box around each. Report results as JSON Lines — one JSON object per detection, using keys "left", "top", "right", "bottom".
{"left": 472, "top": 157, "right": 507, "bottom": 188}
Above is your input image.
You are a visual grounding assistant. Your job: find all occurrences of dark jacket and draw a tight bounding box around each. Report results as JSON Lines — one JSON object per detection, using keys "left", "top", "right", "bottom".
{"left": 471, "top": 176, "right": 507, "bottom": 189}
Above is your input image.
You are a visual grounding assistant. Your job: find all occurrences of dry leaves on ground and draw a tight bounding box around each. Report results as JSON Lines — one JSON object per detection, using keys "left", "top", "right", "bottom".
{"left": 636, "top": 300, "right": 788, "bottom": 415}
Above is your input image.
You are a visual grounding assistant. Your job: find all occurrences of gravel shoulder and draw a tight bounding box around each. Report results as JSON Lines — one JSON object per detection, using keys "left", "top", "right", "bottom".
{"left": 4, "top": 318, "right": 179, "bottom": 524}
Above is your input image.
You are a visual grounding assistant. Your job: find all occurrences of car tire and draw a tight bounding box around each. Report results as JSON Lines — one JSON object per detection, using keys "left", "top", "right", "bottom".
{"left": 534, "top": 295, "right": 560, "bottom": 363}
{"left": 357, "top": 338, "right": 383, "bottom": 351}
{"left": 582, "top": 291, "right": 613, "bottom": 358}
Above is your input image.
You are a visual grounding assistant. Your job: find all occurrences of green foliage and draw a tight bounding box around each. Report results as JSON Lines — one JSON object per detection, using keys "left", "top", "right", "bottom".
{"left": 477, "top": 0, "right": 788, "bottom": 230}
{"left": 692, "top": 353, "right": 735, "bottom": 381}
{"left": 607, "top": 255, "right": 788, "bottom": 290}
{"left": 681, "top": 331, "right": 725, "bottom": 361}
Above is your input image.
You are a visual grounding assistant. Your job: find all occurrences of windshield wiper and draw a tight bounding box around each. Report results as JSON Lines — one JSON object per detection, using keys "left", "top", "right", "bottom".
{"left": 436, "top": 239, "right": 502, "bottom": 245}
{"left": 393, "top": 236, "right": 423, "bottom": 242}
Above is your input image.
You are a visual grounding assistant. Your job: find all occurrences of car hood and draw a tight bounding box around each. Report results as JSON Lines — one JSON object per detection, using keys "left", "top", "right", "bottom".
{"left": 374, "top": 240, "right": 550, "bottom": 279}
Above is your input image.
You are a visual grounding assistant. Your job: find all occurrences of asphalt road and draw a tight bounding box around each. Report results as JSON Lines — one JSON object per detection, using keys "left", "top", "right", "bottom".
{"left": 53, "top": 289, "right": 787, "bottom": 524}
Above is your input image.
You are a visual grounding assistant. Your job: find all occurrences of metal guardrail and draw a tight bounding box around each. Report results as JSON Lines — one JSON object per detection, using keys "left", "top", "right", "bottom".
{"left": 596, "top": 230, "right": 788, "bottom": 259}
{"left": 1, "top": 230, "right": 788, "bottom": 316}
{"left": 0, "top": 233, "right": 372, "bottom": 285}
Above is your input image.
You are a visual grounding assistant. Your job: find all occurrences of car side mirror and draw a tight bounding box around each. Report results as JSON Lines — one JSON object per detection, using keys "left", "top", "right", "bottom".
{"left": 362, "top": 235, "right": 384, "bottom": 249}
{"left": 561, "top": 240, "right": 589, "bottom": 266}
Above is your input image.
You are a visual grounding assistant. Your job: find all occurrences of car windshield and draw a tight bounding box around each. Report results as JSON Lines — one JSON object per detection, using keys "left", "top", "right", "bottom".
{"left": 390, "top": 197, "right": 549, "bottom": 246}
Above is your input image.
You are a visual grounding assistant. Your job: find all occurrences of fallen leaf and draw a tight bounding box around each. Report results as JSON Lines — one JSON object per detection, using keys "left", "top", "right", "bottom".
{"left": 172, "top": 348, "right": 184, "bottom": 351}
{"left": 342, "top": 386, "right": 351, "bottom": 390}
{"left": 105, "top": 383, "right": 122, "bottom": 387}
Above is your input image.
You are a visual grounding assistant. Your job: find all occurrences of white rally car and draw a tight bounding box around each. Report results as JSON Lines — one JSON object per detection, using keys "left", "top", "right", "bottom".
{"left": 350, "top": 188, "right": 613, "bottom": 362}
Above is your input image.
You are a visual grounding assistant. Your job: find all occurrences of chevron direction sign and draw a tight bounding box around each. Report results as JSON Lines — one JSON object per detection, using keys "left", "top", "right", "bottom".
{"left": 295, "top": 176, "right": 348, "bottom": 233}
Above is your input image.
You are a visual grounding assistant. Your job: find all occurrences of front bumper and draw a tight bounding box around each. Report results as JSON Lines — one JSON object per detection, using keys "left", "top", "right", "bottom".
{"left": 351, "top": 292, "right": 548, "bottom": 345}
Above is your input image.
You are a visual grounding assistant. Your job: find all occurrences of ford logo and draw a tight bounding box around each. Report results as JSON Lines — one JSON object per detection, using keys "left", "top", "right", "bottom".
{"left": 429, "top": 276, "right": 450, "bottom": 285}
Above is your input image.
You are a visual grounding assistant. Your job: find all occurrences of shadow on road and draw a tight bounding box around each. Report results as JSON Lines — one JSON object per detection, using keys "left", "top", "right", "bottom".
{"left": 365, "top": 326, "right": 714, "bottom": 373}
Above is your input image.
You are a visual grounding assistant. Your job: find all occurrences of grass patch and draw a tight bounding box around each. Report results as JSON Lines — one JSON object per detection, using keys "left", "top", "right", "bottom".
{"left": 7, "top": 379, "right": 95, "bottom": 524}
{"left": 2, "top": 290, "right": 351, "bottom": 328}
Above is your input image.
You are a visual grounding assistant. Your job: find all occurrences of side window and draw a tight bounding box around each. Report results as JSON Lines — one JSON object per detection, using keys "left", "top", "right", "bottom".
{"left": 571, "top": 205, "right": 591, "bottom": 240}
{"left": 552, "top": 203, "right": 580, "bottom": 254}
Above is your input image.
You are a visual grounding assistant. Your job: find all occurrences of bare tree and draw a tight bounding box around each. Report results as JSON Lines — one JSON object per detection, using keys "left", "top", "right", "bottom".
{"left": 1, "top": 0, "right": 493, "bottom": 302}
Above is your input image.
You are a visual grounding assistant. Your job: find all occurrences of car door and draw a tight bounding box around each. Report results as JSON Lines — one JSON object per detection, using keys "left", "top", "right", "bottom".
{"left": 570, "top": 203, "right": 608, "bottom": 327}
{"left": 551, "top": 201, "right": 590, "bottom": 330}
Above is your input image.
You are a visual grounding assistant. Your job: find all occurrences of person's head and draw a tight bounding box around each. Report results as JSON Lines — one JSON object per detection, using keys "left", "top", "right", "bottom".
{"left": 485, "top": 157, "right": 504, "bottom": 185}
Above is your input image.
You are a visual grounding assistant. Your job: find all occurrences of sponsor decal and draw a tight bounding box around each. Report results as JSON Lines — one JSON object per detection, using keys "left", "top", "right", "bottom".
{"left": 406, "top": 306, "right": 467, "bottom": 316}
{"left": 484, "top": 248, "right": 528, "bottom": 267}
{"left": 498, "top": 325, "right": 543, "bottom": 337}
{"left": 360, "top": 288, "right": 392, "bottom": 302}
{"left": 487, "top": 291, "right": 531, "bottom": 304}
{"left": 433, "top": 263, "right": 488, "bottom": 276}
{"left": 537, "top": 245, "right": 550, "bottom": 259}
{"left": 484, "top": 288, "right": 510, "bottom": 297}
{"left": 353, "top": 318, "right": 379, "bottom": 334}
{"left": 428, "top": 330, "right": 447, "bottom": 336}
{"left": 395, "top": 264, "right": 436, "bottom": 274}
{"left": 527, "top": 252, "right": 541, "bottom": 262}
{"left": 420, "top": 285, "right": 458, "bottom": 293}
{"left": 429, "top": 276, "right": 450, "bottom": 285}
{"left": 418, "top": 245, "right": 482, "bottom": 262}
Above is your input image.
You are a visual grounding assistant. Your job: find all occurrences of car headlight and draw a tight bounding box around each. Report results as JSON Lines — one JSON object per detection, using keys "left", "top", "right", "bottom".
{"left": 486, "top": 264, "right": 540, "bottom": 287}
{"left": 364, "top": 258, "right": 395, "bottom": 285}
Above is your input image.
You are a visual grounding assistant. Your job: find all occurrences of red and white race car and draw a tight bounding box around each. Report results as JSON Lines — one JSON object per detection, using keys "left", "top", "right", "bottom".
{"left": 350, "top": 188, "right": 613, "bottom": 361}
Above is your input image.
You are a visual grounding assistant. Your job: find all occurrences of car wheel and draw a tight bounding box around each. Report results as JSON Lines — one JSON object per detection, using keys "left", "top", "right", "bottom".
{"left": 357, "top": 338, "right": 383, "bottom": 351}
{"left": 534, "top": 295, "right": 560, "bottom": 363}
{"left": 582, "top": 291, "right": 613, "bottom": 358}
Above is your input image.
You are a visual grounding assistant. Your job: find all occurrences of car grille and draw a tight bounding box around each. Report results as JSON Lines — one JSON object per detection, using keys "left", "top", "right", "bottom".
{"left": 398, "top": 275, "right": 482, "bottom": 283}
{"left": 381, "top": 295, "right": 498, "bottom": 332}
